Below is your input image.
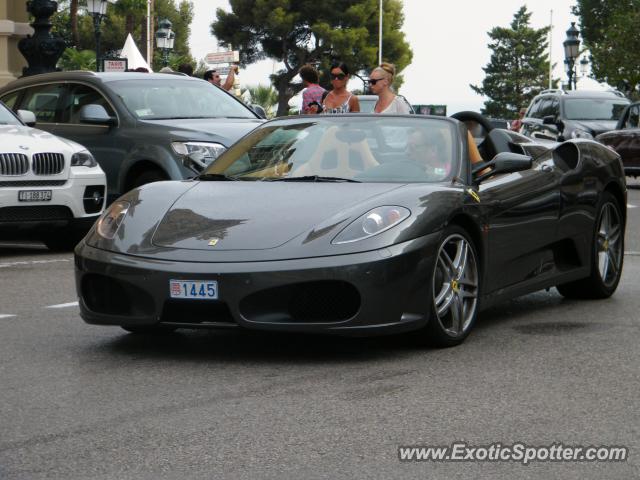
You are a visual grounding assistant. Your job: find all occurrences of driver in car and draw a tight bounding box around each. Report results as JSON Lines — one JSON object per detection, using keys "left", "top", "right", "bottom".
{"left": 407, "top": 129, "right": 450, "bottom": 177}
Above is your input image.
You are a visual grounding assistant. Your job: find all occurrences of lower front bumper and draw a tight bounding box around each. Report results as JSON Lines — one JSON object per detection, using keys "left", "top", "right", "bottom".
{"left": 74, "top": 234, "right": 441, "bottom": 336}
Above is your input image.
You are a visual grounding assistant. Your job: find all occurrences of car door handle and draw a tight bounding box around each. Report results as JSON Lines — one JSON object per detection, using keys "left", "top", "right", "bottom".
{"left": 541, "top": 164, "right": 552, "bottom": 172}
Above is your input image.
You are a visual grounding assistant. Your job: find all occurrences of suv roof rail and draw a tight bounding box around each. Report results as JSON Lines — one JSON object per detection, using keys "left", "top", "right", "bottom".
{"left": 538, "top": 89, "right": 565, "bottom": 95}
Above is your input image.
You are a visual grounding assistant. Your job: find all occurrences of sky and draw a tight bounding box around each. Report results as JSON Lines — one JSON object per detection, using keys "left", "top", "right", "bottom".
{"left": 188, "top": 0, "right": 579, "bottom": 113}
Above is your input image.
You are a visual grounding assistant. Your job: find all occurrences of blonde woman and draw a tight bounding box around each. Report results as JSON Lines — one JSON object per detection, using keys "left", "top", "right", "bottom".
{"left": 369, "top": 63, "right": 410, "bottom": 114}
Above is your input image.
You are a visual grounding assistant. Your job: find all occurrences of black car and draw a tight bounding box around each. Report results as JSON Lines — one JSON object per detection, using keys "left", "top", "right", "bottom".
{"left": 597, "top": 101, "right": 640, "bottom": 176}
{"left": 75, "top": 113, "right": 626, "bottom": 347}
{"left": 519, "top": 89, "right": 629, "bottom": 142}
{"left": 0, "top": 72, "right": 264, "bottom": 203}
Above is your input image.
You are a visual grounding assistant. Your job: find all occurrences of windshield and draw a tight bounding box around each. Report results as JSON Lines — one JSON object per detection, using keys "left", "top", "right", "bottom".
{"left": 0, "top": 103, "right": 22, "bottom": 126}
{"left": 563, "top": 98, "right": 629, "bottom": 121}
{"left": 204, "top": 116, "right": 458, "bottom": 183}
{"left": 108, "top": 79, "right": 256, "bottom": 120}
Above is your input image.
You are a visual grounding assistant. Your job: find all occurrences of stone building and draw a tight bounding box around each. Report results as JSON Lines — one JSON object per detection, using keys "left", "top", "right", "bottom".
{"left": 0, "top": 1, "right": 31, "bottom": 87}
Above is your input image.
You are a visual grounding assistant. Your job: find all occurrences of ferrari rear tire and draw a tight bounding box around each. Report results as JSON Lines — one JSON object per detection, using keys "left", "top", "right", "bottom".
{"left": 557, "top": 192, "right": 624, "bottom": 299}
{"left": 425, "top": 226, "right": 480, "bottom": 347}
{"left": 121, "top": 325, "right": 177, "bottom": 334}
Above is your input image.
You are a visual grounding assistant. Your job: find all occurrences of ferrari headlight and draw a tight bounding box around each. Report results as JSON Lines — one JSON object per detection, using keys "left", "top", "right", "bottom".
{"left": 96, "top": 201, "right": 130, "bottom": 240}
{"left": 71, "top": 150, "right": 97, "bottom": 167}
{"left": 171, "top": 142, "right": 227, "bottom": 166}
{"left": 571, "top": 129, "right": 593, "bottom": 139}
{"left": 332, "top": 206, "right": 411, "bottom": 244}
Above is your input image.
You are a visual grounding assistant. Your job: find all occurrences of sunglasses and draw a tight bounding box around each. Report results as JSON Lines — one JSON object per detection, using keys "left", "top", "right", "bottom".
{"left": 330, "top": 73, "right": 346, "bottom": 80}
{"left": 368, "top": 77, "right": 385, "bottom": 85}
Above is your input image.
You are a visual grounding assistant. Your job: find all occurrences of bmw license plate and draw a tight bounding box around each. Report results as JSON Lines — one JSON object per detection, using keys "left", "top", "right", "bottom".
{"left": 18, "top": 190, "right": 52, "bottom": 202}
{"left": 169, "top": 280, "right": 218, "bottom": 300}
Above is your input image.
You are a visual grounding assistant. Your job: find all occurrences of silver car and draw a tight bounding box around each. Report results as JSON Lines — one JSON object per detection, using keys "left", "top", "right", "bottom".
{"left": 0, "top": 72, "right": 264, "bottom": 203}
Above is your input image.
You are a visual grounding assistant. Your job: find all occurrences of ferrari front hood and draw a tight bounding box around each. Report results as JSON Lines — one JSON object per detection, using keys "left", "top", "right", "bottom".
{"left": 151, "top": 181, "right": 403, "bottom": 251}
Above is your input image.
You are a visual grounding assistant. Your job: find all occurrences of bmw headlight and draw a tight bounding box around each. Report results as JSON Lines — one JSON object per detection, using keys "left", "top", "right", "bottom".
{"left": 571, "top": 129, "right": 593, "bottom": 139}
{"left": 332, "top": 206, "right": 411, "bottom": 244}
{"left": 96, "top": 201, "right": 130, "bottom": 240}
{"left": 171, "top": 142, "right": 227, "bottom": 167}
{"left": 71, "top": 150, "right": 97, "bottom": 167}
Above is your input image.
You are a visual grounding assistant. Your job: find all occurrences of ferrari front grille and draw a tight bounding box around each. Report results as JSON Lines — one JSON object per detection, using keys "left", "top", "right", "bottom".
{"left": 0, "top": 153, "right": 29, "bottom": 176}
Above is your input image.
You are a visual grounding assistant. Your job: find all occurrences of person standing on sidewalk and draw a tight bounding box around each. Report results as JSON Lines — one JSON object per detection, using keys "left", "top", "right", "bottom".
{"left": 369, "top": 63, "right": 410, "bottom": 114}
{"left": 204, "top": 65, "right": 237, "bottom": 92}
{"left": 322, "top": 62, "right": 360, "bottom": 114}
{"left": 299, "top": 64, "right": 326, "bottom": 114}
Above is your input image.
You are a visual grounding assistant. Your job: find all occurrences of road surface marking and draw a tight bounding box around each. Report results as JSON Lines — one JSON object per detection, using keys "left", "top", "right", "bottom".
{"left": 0, "top": 259, "right": 71, "bottom": 268}
{"left": 0, "top": 314, "right": 16, "bottom": 319}
{"left": 46, "top": 302, "right": 79, "bottom": 309}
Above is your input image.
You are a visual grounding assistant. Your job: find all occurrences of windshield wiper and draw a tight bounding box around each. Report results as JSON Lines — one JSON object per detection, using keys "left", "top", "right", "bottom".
{"left": 197, "top": 173, "right": 238, "bottom": 181}
{"left": 267, "top": 175, "right": 361, "bottom": 183}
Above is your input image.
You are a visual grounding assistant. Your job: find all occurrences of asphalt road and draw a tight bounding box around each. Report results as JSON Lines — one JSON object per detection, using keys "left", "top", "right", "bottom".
{"left": 1, "top": 183, "right": 640, "bottom": 479}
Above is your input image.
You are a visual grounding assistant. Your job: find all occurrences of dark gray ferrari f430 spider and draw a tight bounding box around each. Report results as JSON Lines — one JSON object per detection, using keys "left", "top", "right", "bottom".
{"left": 75, "top": 113, "right": 626, "bottom": 347}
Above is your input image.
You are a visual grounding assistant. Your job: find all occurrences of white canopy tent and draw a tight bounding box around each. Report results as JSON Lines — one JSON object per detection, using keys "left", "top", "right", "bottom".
{"left": 120, "top": 34, "right": 152, "bottom": 72}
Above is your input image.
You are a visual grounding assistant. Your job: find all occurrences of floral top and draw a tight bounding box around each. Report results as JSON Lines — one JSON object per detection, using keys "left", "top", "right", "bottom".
{"left": 322, "top": 93, "right": 353, "bottom": 114}
{"left": 301, "top": 84, "right": 326, "bottom": 114}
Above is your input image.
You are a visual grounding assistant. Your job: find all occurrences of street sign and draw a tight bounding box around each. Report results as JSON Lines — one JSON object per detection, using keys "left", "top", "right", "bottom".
{"left": 205, "top": 50, "right": 239, "bottom": 64}
{"left": 103, "top": 58, "right": 128, "bottom": 72}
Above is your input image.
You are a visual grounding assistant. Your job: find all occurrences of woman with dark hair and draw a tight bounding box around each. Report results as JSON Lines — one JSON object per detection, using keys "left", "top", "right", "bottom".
{"left": 322, "top": 62, "right": 360, "bottom": 114}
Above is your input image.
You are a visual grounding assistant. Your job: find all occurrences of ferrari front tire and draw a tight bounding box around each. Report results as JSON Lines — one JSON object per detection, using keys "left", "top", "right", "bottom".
{"left": 425, "top": 226, "right": 480, "bottom": 347}
{"left": 557, "top": 192, "right": 624, "bottom": 299}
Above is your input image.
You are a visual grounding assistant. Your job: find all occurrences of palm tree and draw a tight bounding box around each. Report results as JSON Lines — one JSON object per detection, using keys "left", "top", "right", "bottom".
{"left": 245, "top": 85, "right": 279, "bottom": 118}
{"left": 70, "top": 0, "right": 79, "bottom": 47}
{"left": 58, "top": 48, "right": 97, "bottom": 71}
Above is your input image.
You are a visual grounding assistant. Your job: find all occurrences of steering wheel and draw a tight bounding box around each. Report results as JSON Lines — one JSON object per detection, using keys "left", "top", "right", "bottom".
{"left": 451, "top": 110, "right": 495, "bottom": 157}
{"left": 450, "top": 111, "right": 495, "bottom": 133}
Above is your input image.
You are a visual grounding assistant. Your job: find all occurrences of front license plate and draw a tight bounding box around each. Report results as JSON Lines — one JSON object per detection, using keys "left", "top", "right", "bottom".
{"left": 169, "top": 280, "right": 218, "bottom": 300}
{"left": 18, "top": 190, "right": 52, "bottom": 202}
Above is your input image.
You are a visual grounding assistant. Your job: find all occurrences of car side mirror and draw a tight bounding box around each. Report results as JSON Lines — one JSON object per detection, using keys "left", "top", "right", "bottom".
{"left": 79, "top": 104, "right": 117, "bottom": 126}
{"left": 251, "top": 104, "right": 267, "bottom": 119}
{"left": 17, "top": 109, "right": 36, "bottom": 127}
{"left": 182, "top": 151, "right": 207, "bottom": 174}
{"left": 473, "top": 152, "right": 533, "bottom": 183}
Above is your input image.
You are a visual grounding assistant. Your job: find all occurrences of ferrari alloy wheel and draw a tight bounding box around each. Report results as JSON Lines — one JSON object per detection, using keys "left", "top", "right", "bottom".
{"left": 595, "top": 200, "right": 623, "bottom": 288}
{"left": 557, "top": 192, "right": 624, "bottom": 299}
{"left": 426, "top": 227, "right": 480, "bottom": 347}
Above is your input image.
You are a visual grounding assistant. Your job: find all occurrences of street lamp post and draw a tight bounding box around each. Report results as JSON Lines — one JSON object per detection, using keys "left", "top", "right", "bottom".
{"left": 155, "top": 19, "right": 175, "bottom": 67}
{"left": 86, "top": 0, "right": 110, "bottom": 72}
{"left": 563, "top": 22, "right": 580, "bottom": 90}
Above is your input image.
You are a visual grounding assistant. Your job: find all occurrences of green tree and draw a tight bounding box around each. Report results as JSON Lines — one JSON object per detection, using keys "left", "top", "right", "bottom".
{"left": 245, "top": 84, "right": 279, "bottom": 118}
{"left": 57, "top": 48, "right": 97, "bottom": 71}
{"left": 211, "top": 0, "right": 413, "bottom": 116}
{"left": 573, "top": 0, "right": 640, "bottom": 97}
{"left": 471, "top": 6, "right": 556, "bottom": 118}
{"left": 51, "top": 0, "right": 195, "bottom": 71}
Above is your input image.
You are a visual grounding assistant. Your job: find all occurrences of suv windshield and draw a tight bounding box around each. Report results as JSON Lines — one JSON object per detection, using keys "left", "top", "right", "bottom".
{"left": 204, "top": 116, "right": 457, "bottom": 183}
{"left": 563, "top": 98, "right": 629, "bottom": 121}
{"left": 0, "top": 103, "right": 22, "bottom": 126}
{"left": 108, "top": 79, "right": 256, "bottom": 120}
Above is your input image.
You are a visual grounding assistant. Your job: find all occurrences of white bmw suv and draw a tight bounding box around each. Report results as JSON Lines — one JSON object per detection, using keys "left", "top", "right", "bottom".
{"left": 0, "top": 102, "right": 106, "bottom": 250}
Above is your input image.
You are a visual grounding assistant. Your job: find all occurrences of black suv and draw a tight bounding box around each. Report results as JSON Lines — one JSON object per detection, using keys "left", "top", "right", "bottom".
{"left": 519, "top": 89, "right": 629, "bottom": 142}
{"left": 0, "top": 72, "right": 264, "bottom": 203}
